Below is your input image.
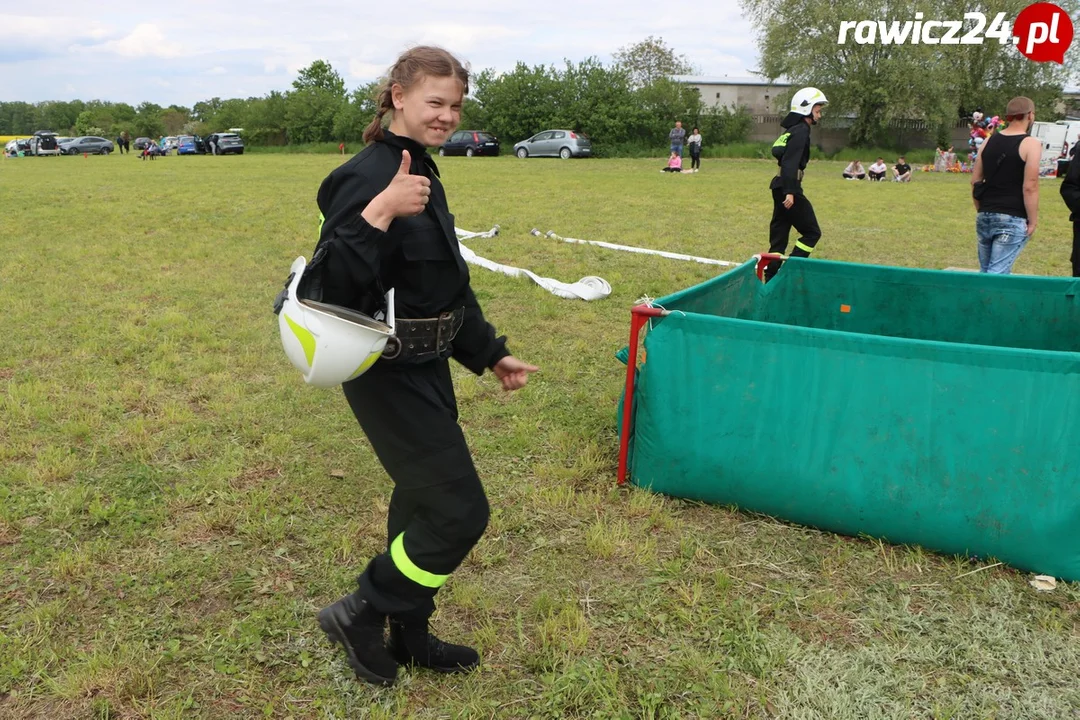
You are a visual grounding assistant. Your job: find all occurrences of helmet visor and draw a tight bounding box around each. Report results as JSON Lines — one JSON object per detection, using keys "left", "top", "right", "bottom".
{"left": 300, "top": 299, "right": 392, "bottom": 334}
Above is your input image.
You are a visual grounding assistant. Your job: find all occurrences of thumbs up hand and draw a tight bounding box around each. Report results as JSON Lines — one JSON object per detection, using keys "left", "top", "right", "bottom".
{"left": 362, "top": 149, "right": 433, "bottom": 231}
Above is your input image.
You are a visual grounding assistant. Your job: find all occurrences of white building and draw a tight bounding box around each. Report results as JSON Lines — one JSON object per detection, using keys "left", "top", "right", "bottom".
{"left": 670, "top": 75, "right": 793, "bottom": 114}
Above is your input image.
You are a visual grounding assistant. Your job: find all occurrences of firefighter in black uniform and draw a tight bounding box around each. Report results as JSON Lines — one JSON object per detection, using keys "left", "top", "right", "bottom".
{"left": 307, "top": 46, "right": 538, "bottom": 686}
{"left": 1060, "top": 142, "right": 1080, "bottom": 277}
{"left": 764, "top": 87, "right": 829, "bottom": 281}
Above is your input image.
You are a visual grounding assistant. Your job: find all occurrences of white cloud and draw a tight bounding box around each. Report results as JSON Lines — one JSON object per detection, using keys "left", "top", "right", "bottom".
{"left": 0, "top": 14, "right": 112, "bottom": 42}
{"left": 0, "top": 3, "right": 764, "bottom": 105}
{"left": 414, "top": 23, "right": 526, "bottom": 52}
{"left": 348, "top": 60, "right": 386, "bottom": 79}
{"left": 262, "top": 44, "right": 319, "bottom": 75}
{"left": 96, "top": 23, "right": 184, "bottom": 58}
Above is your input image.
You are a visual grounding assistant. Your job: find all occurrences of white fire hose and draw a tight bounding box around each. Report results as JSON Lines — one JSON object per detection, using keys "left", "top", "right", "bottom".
{"left": 532, "top": 228, "right": 739, "bottom": 267}
{"left": 455, "top": 225, "right": 612, "bottom": 301}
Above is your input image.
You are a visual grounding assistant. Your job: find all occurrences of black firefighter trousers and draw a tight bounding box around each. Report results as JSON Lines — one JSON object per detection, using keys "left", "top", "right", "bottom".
{"left": 341, "top": 357, "right": 489, "bottom": 620}
{"left": 1072, "top": 222, "right": 1080, "bottom": 277}
{"left": 766, "top": 187, "right": 822, "bottom": 279}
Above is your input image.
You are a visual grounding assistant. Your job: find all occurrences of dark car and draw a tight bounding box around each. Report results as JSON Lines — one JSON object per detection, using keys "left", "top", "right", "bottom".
{"left": 61, "top": 136, "right": 115, "bottom": 155}
{"left": 133, "top": 137, "right": 154, "bottom": 151}
{"left": 207, "top": 133, "right": 244, "bottom": 155}
{"left": 438, "top": 130, "right": 499, "bottom": 157}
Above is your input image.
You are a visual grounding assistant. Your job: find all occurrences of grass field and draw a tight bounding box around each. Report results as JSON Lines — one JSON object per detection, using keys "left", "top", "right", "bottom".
{"left": 1, "top": 151, "right": 1078, "bottom": 720}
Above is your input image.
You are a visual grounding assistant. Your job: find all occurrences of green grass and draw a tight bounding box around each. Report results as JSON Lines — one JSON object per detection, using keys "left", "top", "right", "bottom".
{"left": 1, "top": 152, "right": 1078, "bottom": 719}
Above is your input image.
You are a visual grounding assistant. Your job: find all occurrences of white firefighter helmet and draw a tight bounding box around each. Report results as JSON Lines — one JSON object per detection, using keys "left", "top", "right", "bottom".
{"left": 277, "top": 256, "right": 395, "bottom": 388}
{"left": 790, "top": 87, "right": 828, "bottom": 116}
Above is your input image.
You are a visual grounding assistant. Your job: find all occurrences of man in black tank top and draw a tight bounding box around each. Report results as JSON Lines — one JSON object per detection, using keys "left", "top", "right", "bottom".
{"left": 970, "top": 97, "right": 1041, "bottom": 274}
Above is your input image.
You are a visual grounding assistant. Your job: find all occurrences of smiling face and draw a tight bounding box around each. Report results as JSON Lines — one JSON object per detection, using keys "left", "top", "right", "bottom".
{"left": 388, "top": 74, "right": 463, "bottom": 148}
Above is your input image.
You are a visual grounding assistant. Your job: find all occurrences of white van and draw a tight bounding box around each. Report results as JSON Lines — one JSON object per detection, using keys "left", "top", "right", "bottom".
{"left": 1030, "top": 121, "right": 1068, "bottom": 173}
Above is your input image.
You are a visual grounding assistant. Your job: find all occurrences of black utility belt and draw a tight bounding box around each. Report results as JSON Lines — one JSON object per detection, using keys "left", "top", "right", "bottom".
{"left": 776, "top": 170, "right": 805, "bottom": 180}
{"left": 382, "top": 307, "right": 464, "bottom": 363}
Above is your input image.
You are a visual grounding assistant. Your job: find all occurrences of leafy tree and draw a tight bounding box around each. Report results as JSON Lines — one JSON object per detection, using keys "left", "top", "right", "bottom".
{"left": 112, "top": 102, "right": 137, "bottom": 124}
{"left": 742, "top": 0, "right": 1078, "bottom": 145}
{"left": 245, "top": 91, "right": 288, "bottom": 144}
{"left": 470, "top": 63, "right": 564, "bottom": 143}
{"left": 292, "top": 60, "right": 347, "bottom": 99}
{"left": 211, "top": 98, "right": 252, "bottom": 131}
{"left": 284, "top": 60, "right": 348, "bottom": 143}
{"left": 613, "top": 36, "right": 697, "bottom": 89}
{"left": 134, "top": 102, "right": 165, "bottom": 138}
{"left": 333, "top": 82, "right": 380, "bottom": 143}
{"left": 161, "top": 108, "right": 189, "bottom": 135}
{"left": 285, "top": 88, "right": 343, "bottom": 143}
{"left": 39, "top": 101, "right": 82, "bottom": 134}
{"left": 556, "top": 58, "right": 645, "bottom": 142}
{"left": 74, "top": 110, "right": 97, "bottom": 136}
{"left": 192, "top": 98, "right": 223, "bottom": 122}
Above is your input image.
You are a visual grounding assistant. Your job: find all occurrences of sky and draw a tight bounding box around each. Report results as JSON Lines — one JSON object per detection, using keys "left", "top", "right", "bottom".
{"left": 0, "top": 2, "right": 762, "bottom": 107}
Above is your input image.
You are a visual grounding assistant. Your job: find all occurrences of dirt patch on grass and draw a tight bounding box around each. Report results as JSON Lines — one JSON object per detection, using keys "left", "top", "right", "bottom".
{"left": 0, "top": 518, "right": 18, "bottom": 546}
{"left": 232, "top": 465, "right": 284, "bottom": 490}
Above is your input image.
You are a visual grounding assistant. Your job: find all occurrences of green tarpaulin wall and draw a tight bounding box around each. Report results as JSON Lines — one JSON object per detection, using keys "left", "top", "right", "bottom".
{"left": 619, "top": 258, "right": 1080, "bottom": 580}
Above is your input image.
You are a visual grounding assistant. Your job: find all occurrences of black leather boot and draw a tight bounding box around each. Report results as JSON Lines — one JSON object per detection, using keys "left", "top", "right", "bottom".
{"left": 318, "top": 593, "right": 398, "bottom": 686}
{"left": 388, "top": 615, "right": 480, "bottom": 673}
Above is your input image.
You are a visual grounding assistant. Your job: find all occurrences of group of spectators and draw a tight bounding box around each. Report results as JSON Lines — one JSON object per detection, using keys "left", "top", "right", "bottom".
{"left": 662, "top": 121, "right": 703, "bottom": 173}
{"left": 842, "top": 157, "right": 911, "bottom": 182}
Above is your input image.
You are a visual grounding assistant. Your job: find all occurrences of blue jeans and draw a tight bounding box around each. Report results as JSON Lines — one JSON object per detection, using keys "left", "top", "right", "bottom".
{"left": 976, "top": 212, "right": 1028, "bottom": 274}
{"left": 670, "top": 143, "right": 683, "bottom": 157}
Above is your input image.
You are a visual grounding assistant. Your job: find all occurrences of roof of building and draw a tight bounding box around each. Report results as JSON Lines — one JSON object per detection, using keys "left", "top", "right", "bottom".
{"left": 670, "top": 74, "right": 792, "bottom": 86}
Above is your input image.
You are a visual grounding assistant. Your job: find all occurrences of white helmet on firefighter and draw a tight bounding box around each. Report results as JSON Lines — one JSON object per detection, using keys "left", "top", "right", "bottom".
{"left": 277, "top": 256, "right": 395, "bottom": 388}
{"left": 790, "top": 87, "right": 828, "bottom": 116}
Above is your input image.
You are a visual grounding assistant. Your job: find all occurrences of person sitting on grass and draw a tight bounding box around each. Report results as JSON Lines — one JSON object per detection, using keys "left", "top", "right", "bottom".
{"left": 893, "top": 156, "right": 912, "bottom": 183}
{"left": 843, "top": 160, "right": 866, "bottom": 180}
{"left": 661, "top": 151, "right": 683, "bottom": 173}
{"left": 868, "top": 157, "right": 887, "bottom": 181}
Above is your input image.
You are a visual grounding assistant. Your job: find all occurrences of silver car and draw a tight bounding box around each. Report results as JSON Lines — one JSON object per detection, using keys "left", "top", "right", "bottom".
{"left": 60, "top": 136, "right": 115, "bottom": 155}
{"left": 513, "top": 129, "right": 591, "bottom": 159}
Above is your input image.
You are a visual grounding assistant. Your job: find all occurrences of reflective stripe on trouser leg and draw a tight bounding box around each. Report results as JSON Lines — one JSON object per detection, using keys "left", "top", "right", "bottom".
{"left": 390, "top": 532, "right": 450, "bottom": 589}
{"left": 785, "top": 194, "right": 821, "bottom": 259}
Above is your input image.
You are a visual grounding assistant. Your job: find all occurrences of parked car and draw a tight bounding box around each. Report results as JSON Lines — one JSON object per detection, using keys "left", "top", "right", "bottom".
{"left": 207, "top": 132, "right": 244, "bottom": 155}
{"left": 438, "top": 130, "right": 499, "bottom": 157}
{"left": 176, "top": 135, "right": 206, "bottom": 155}
{"left": 29, "top": 131, "right": 62, "bottom": 156}
{"left": 60, "top": 136, "right": 115, "bottom": 155}
{"left": 513, "top": 130, "right": 591, "bottom": 159}
{"left": 161, "top": 136, "right": 178, "bottom": 153}
{"left": 133, "top": 137, "right": 154, "bottom": 151}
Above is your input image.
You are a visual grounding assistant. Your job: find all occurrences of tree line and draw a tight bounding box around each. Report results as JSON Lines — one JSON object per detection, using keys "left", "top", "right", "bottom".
{"left": 5, "top": 13, "right": 1070, "bottom": 155}
{"left": 0, "top": 38, "right": 751, "bottom": 155}
{"left": 741, "top": 0, "right": 1078, "bottom": 147}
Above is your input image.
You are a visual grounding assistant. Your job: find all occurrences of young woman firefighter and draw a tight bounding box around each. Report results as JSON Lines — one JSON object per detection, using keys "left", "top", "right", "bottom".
{"left": 275, "top": 46, "right": 538, "bottom": 686}
{"left": 763, "top": 87, "right": 828, "bottom": 281}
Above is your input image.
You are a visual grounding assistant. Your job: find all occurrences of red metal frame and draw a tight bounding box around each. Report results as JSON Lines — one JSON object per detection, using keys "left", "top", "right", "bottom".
{"left": 617, "top": 304, "right": 667, "bottom": 485}
{"left": 617, "top": 253, "right": 786, "bottom": 485}
{"left": 753, "top": 252, "right": 787, "bottom": 282}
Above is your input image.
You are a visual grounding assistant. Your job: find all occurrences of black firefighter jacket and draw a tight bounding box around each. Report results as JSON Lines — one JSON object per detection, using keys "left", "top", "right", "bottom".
{"left": 770, "top": 113, "right": 812, "bottom": 196}
{"left": 311, "top": 130, "right": 509, "bottom": 375}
